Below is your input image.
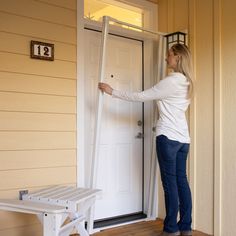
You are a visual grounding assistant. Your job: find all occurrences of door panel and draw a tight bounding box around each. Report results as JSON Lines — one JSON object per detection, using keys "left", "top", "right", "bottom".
{"left": 84, "top": 29, "right": 143, "bottom": 220}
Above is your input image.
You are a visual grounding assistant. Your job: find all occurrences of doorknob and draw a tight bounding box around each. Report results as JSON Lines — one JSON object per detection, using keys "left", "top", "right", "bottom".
{"left": 137, "top": 120, "right": 143, "bottom": 126}
{"left": 136, "top": 132, "right": 144, "bottom": 139}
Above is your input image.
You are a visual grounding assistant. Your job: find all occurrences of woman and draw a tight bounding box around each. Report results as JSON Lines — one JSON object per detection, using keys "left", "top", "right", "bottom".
{"left": 98, "top": 43, "right": 194, "bottom": 236}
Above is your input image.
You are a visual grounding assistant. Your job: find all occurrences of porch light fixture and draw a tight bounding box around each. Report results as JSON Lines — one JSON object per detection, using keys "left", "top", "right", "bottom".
{"left": 165, "top": 31, "right": 186, "bottom": 49}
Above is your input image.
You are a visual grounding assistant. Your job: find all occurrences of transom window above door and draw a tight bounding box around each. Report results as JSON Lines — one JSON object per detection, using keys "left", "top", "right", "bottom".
{"left": 84, "top": 0, "right": 143, "bottom": 30}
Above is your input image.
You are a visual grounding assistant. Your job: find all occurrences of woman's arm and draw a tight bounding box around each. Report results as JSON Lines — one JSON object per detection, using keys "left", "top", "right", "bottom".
{"left": 98, "top": 76, "right": 177, "bottom": 102}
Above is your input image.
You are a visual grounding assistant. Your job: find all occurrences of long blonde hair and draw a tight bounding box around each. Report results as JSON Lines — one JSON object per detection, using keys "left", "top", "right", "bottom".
{"left": 171, "top": 44, "right": 194, "bottom": 98}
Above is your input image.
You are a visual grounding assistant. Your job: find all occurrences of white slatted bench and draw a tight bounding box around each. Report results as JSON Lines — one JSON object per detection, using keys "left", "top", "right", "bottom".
{"left": 0, "top": 186, "right": 102, "bottom": 236}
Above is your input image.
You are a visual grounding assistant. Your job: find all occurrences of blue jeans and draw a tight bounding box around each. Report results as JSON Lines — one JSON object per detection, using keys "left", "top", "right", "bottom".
{"left": 156, "top": 135, "right": 192, "bottom": 233}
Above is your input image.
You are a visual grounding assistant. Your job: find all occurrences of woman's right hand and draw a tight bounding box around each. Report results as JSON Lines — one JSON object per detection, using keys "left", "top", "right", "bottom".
{"left": 98, "top": 82, "right": 113, "bottom": 95}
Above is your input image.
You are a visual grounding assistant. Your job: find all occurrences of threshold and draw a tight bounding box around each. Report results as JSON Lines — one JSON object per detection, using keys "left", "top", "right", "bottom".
{"left": 94, "top": 212, "right": 147, "bottom": 228}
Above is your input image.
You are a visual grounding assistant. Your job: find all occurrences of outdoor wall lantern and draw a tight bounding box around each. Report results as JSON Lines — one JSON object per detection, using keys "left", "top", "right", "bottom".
{"left": 165, "top": 31, "right": 187, "bottom": 49}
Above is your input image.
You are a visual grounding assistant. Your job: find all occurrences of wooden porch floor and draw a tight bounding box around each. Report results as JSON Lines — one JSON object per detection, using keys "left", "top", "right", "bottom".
{"left": 89, "top": 219, "right": 211, "bottom": 236}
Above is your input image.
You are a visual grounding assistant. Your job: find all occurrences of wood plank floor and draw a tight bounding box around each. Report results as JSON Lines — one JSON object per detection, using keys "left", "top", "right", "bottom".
{"left": 89, "top": 219, "right": 211, "bottom": 236}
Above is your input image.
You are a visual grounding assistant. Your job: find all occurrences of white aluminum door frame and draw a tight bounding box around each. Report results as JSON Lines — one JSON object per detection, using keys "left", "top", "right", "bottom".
{"left": 89, "top": 16, "right": 110, "bottom": 189}
{"left": 89, "top": 15, "right": 166, "bottom": 188}
{"left": 89, "top": 16, "right": 166, "bottom": 221}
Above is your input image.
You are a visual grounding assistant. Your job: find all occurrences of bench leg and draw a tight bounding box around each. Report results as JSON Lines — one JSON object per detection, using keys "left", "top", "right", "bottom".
{"left": 77, "top": 197, "right": 96, "bottom": 234}
{"left": 43, "top": 213, "right": 62, "bottom": 236}
{"left": 76, "top": 222, "right": 89, "bottom": 236}
{"left": 87, "top": 206, "right": 95, "bottom": 234}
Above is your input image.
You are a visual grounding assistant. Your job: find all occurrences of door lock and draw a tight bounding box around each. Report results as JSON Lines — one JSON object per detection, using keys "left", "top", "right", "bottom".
{"left": 136, "top": 132, "right": 144, "bottom": 139}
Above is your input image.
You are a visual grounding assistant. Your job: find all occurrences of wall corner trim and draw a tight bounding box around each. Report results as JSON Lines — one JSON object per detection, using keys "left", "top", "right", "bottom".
{"left": 213, "top": 0, "right": 222, "bottom": 235}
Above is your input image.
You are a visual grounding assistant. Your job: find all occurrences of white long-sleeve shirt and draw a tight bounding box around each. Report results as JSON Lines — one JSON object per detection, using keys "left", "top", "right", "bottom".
{"left": 112, "top": 72, "right": 191, "bottom": 143}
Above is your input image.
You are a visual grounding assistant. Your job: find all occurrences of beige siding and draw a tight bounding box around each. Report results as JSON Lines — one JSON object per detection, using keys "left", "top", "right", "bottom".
{"left": 0, "top": 112, "right": 76, "bottom": 131}
{"left": 157, "top": 0, "right": 188, "bottom": 33}
{"left": 0, "top": 211, "right": 39, "bottom": 233}
{"left": 156, "top": 0, "right": 190, "bottom": 222}
{"left": 0, "top": 223, "right": 42, "bottom": 236}
{"left": 157, "top": 0, "right": 236, "bottom": 235}
{"left": 0, "top": 52, "right": 76, "bottom": 78}
{"left": 146, "top": 0, "right": 158, "bottom": 3}
{"left": 0, "top": 167, "right": 76, "bottom": 190}
{"left": 221, "top": 0, "right": 236, "bottom": 235}
{"left": 0, "top": 12, "right": 76, "bottom": 44}
{"left": 0, "top": 0, "right": 76, "bottom": 27}
{"left": 192, "top": 0, "right": 214, "bottom": 233}
{"left": 0, "top": 72, "right": 76, "bottom": 96}
{"left": 0, "top": 0, "right": 77, "bottom": 234}
{"left": 0, "top": 32, "right": 76, "bottom": 62}
{"left": 0, "top": 149, "right": 76, "bottom": 169}
{"left": 38, "top": 0, "right": 77, "bottom": 10}
{"left": 0, "top": 92, "right": 76, "bottom": 113}
{"left": 157, "top": 0, "right": 216, "bottom": 233}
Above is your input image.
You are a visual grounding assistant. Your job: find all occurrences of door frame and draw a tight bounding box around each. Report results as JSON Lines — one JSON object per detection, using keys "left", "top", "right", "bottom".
{"left": 77, "top": 0, "right": 159, "bottom": 220}
{"left": 85, "top": 28, "right": 145, "bottom": 222}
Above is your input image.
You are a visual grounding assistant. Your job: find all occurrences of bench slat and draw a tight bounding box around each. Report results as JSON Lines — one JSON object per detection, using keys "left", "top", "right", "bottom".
{"left": 0, "top": 199, "right": 66, "bottom": 214}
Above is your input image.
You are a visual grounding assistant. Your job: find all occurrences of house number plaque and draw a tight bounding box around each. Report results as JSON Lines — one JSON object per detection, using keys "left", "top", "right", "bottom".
{"left": 30, "top": 40, "right": 54, "bottom": 61}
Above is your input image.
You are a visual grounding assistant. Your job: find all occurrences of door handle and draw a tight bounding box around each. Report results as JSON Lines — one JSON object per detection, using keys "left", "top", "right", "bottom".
{"left": 136, "top": 132, "right": 144, "bottom": 139}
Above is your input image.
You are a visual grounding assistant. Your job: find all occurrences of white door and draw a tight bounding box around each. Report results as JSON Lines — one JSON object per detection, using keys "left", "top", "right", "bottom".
{"left": 84, "top": 29, "right": 143, "bottom": 220}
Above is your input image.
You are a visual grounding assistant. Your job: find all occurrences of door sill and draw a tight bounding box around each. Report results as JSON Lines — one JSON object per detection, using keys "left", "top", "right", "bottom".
{"left": 93, "top": 212, "right": 147, "bottom": 228}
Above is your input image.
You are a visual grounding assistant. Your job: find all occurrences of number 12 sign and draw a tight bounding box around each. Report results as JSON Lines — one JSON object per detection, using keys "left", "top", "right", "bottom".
{"left": 31, "top": 40, "right": 54, "bottom": 61}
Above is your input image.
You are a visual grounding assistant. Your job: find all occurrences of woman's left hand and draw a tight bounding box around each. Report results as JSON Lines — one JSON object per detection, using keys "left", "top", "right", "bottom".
{"left": 98, "top": 82, "right": 113, "bottom": 95}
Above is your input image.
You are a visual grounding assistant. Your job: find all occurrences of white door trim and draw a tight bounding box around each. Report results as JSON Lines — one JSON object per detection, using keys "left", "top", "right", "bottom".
{"left": 77, "top": 0, "right": 86, "bottom": 187}
{"left": 77, "top": 0, "right": 159, "bottom": 220}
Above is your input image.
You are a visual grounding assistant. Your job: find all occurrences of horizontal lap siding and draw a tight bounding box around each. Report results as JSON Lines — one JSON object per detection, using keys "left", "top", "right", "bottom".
{"left": 0, "top": 167, "right": 76, "bottom": 190}
{"left": 0, "top": 0, "right": 76, "bottom": 27}
{"left": 0, "top": 32, "right": 77, "bottom": 62}
{"left": 0, "top": 92, "right": 76, "bottom": 113}
{"left": 0, "top": 112, "right": 76, "bottom": 131}
{"left": 0, "top": 12, "right": 76, "bottom": 44}
{"left": 0, "top": 52, "right": 76, "bottom": 78}
{"left": 0, "top": 211, "right": 39, "bottom": 230}
{"left": 0, "top": 222, "right": 42, "bottom": 236}
{"left": 0, "top": 131, "right": 76, "bottom": 150}
{"left": 0, "top": 72, "right": 76, "bottom": 96}
{"left": 0, "top": 0, "right": 77, "bottom": 234}
{"left": 0, "top": 149, "right": 76, "bottom": 170}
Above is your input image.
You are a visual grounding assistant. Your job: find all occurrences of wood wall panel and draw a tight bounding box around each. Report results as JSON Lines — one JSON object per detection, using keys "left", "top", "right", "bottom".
{"left": 0, "top": 149, "right": 76, "bottom": 170}
{"left": 0, "top": 0, "right": 77, "bottom": 234}
{"left": 146, "top": 0, "right": 158, "bottom": 3}
{"left": 0, "top": 132, "right": 76, "bottom": 150}
{"left": 0, "top": 223, "right": 42, "bottom": 236}
{"left": 0, "top": 52, "right": 76, "bottom": 79}
{"left": 38, "top": 0, "right": 77, "bottom": 10}
{"left": 193, "top": 0, "right": 214, "bottom": 233}
{"left": 0, "top": 112, "right": 76, "bottom": 131}
{"left": 0, "top": 213, "right": 40, "bottom": 236}
{"left": 0, "top": 92, "right": 76, "bottom": 113}
{"left": 0, "top": 0, "right": 76, "bottom": 27}
{"left": 155, "top": 0, "right": 236, "bottom": 235}
{"left": 0, "top": 183, "right": 76, "bottom": 199}
{"left": 173, "top": 0, "right": 188, "bottom": 31}
{"left": 0, "top": 211, "right": 38, "bottom": 228}
{"left": 0, "top": 12, "right": 76, "bottom": 44}
{"left": 221, "top": 0, "right": 236, "bottom": 235}
{"left": 0, "top": 167, "right": 76, "bottom": 190}
{"left": 0, "top": 72, "right": 76, "bottom": 96}
{"left": 0, "top": 32, "right": 76, "bottom": 62}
